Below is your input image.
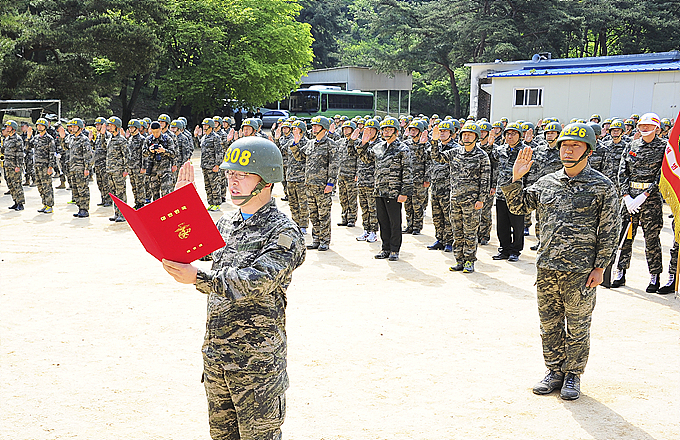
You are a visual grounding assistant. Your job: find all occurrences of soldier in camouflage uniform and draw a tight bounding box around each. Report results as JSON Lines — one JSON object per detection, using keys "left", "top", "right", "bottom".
{"left": 21, "top": 122, "right": 35, "bottom": 187}
{"left": 274, "top": 119, "right": 292, "bottom": 201}
{"left": 127, "top": 119, "right": 147, "bottom": 209}
{"left": 289, "top": 116, "right": 339, "bottom": 251}
{"left": 351, "top": 119, "right": 379, "bottom": 242}
{"left": 402, "top": 119, "right": 430, "bottom": 235}
{"left": 54, "top": 123, "right": 70, "bottom": 190}
{"left": 357, "top": 116, "right": 413, "bottom": 261}
{"left": 427, "top": 120, "right": 458, "bottom": 252}
{"left": 432, "top": 122, "right": 491, "bottom": 273}
{"left": 200, "top": 118, "right": 224, "bottom": 211}
{"left": 284, "top": 120, "right": 309, "bottom": 233}
{"left": 586, "top": 122, "right": 607, "bottom": 173}
{"left": 612, "top": 113, "right": 666, "bottom": 293}
{"left": 502, "top": 122, "right": 620, "bottom": 401}
{"left": 171, "top": 119, "right": 194, "bottom": 168}
{"left": 600, "top": 119, "right": 629, "bottom": 191}
{"left": 477, "top": 121, "right": 496, "bottom": 245}
{"left": 105, "top": 117, "right": 129, "bottom": 222}
{"left": 66, "top": 118, "right": 93, "bottom": 218}
{"left": 336, "top": 120, "right": 359, "bottom": 228}
{"left": 93, "top": 117, "right": 113, "bottom": 206}
{"left": 162, "top": 137, "right": 305, "bottom": 440}
{"left": 2, "top": 120, "right": 26, "bottom": 210}
{"left": 142, "top": 121, "right": 176, "bottom": 201}
{"left": 32, "top": 118, "right": 57, "bottom": 213}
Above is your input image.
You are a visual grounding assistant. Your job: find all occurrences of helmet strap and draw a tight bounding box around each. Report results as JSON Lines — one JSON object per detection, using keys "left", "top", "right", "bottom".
{"left": 231, "top": 180, "right": 268, "bottom": 205}
{"left": 561, "top": 149, "right": 590, "bottom": 168}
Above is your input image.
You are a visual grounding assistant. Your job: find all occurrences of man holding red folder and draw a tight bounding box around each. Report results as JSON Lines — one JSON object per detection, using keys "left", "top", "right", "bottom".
{"left": 162, "top": 137, "right": 306, "bottom": 440}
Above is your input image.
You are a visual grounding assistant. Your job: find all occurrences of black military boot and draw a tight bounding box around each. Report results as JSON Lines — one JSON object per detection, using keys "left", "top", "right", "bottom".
{"left": 427, "top": 240, "right": 444, "bottom": 250}
{"left": 8, "top": 203, "right": 17, "bottom": 210}
{"left": 533, "top": 370, "right": 564, "bottom": 395}
{"left": 657, "top": 275, "right": 675, "bottom": 295}
{"left": 645, "top": 274, "right": 660, "bottom": 293}
{"left": 611, "top": 269, "right": 626, "bottom": 288}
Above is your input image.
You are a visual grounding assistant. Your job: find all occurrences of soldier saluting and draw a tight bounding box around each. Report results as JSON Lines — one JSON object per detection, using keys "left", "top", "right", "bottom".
{"left": 501, "top": 122, "right": 620, "bottom": 400}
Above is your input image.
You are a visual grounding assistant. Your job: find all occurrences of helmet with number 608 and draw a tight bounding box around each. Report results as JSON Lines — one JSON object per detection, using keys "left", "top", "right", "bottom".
{"left": 556, "top": 122, "right": 596, "bottom": 150}
{"left": 219, "top": 137, "right": 283, "bottom": 183}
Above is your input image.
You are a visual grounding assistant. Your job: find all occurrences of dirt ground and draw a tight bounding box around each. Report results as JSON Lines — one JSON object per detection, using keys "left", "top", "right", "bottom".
{"left": 1, "top": 155, "right": 679, "bottom": 440}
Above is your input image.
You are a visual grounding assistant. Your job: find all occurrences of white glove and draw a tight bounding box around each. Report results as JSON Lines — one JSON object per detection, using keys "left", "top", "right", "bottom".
{"left": 623, "top": 195, "right": 635, "bottom": 213}
{"left": 629, "top": 192, "right": 648, "bottom": 214}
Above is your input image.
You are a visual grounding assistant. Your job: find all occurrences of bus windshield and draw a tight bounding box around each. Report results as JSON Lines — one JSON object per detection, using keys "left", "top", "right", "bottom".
{"left": 289, "top": 91, "right": 319, "bottom": 113}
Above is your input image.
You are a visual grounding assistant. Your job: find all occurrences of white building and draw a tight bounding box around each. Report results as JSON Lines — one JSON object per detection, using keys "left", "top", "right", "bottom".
{"left": 466, "top": 51, "right": 680, "bottom": 123}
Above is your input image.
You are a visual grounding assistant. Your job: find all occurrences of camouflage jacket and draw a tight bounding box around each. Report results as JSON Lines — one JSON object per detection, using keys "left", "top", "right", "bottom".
{"left": 162, "top": 130, "right": 179, "bottom": 165}
{"left": 200, "top": 132, "right": 223, "bottom": 169}
{"left": 127, "top": 133, "right": 146, "bottom": 171}
{"left": 175, "top": 130, "right": 194, "bottom": 167}
{"left": 502, "top": 164, "right": 620, "bottom": 273}
{"left": 142, "top": 133, "right": 175, "bottom": 172}
{"left": 432, "top": 143, "right": 491, "bottom": 202}
{"left": 478, "top": 140, "right": 497, "bottom": 188}
{"left": 181, "top": 130, "right": 195, "bottom": 161}
{"left": 195, "top": 198, "right": 306, "bottom": 374}
{"left": 337, "top": 136, "right": 358, "bottom": 179}
{"left": 427, "top": 140, "right": 457, "bottom": 196}
{"left": 2, "top": 133, "right": 24, "bottom": 168}
{"left": 32, "top": 132, "right": 57, "bottom": 168}
{"left": 93, "top": 131, "right": 112, "bottom": 165}
{"left": 357, "top": 137, "right": 413, "bottom": 198}
{"left": 275, "top": 133, "right": 292, "bottom": 168}
{"left": 601, "top": 137, "right": 629, "bottom": 186}
{"left": 403, "top": 137, "right": 429, "bottom": 184}
{"left": 106, "top": 132, "right": 130, "bottom": 174}
{"left": 618, "top": 135, "right": 666, "bottom": 198}
{"left": 68, "top": 132, "right": 93, "bottom": 173}
{"left": 284, "top": 137, "right": 306, "bottom": 183}
{"left": 350, "top": 138, "right": 376, "bottom": 188}
{"left": 588, "top": 139, "right": 608, "bottom": 174}
{"left": 288, "top": 134, "right": 340, "bottom": 187}
{"left": 526, "top": 143, "right": 562, "bottom": 186}
{"left": 493, "top": 142, "right": 526, "bottom": 200}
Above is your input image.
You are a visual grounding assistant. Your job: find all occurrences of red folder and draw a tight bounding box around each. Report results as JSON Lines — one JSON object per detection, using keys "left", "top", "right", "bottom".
{"left": 111, "top": 184, "right": 226, "bottom": 263}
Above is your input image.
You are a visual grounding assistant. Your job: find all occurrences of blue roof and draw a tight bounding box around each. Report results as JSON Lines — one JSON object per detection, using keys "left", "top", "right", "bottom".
{"left": 489, "top": 60, "right": 680, "bottom": 77}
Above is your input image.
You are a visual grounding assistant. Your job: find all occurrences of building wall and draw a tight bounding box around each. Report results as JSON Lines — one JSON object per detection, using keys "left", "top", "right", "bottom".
{"left": 490, "top": 70, "right": 680, "bottom": 123}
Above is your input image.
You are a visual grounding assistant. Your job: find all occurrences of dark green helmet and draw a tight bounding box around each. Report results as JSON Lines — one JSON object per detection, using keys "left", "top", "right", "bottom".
{"left": 590, "top": 114, "right": 601, "bottom": 122}
{"left": 36, "top": 118, "right": 48, "bottom": 127}
{"left": 477, "top": 121, "right": 492, "bottom": 132}
{"left": 342, "top": 120, "right": 357, "bottom": 131}
{"left": 408, "top": 120, "right": 426, "bottom": 132}
{"left": 544, "top": 121, "right": 562, "bottom": 133}
{"left": 438, "top": 120, "right": 455, "bottom": 132}
{"left": 107, "top": 116, "right": 123, "bottom": 129}
{"left": 521, "top": 121, "right": 535, "bottom": 132}
{"left": 363, "top": 119, "right": 379, "bottom": 131}
{"left": 220, "top": 137, "right": 283, "bottom": 183}
{"left": 609, "top": 119, "right": 625, "bottom": 130}
{"left": 170, "top": 119, "right": 184, "bottom": 129}
{"left": 586, "top": 121, "right": 602, "bottom": 136}
{"left": 241, "top": 118, "right": 258, "bottom": 130}
{"left": 492, "top": 121, "right": 503, "bottom": 129}
{"left": 291, "top": 120, "right": 307, "bottom": 132}
{"left": 557, "top": 123, "right": 596, "bottom": 150}
{"left": 128, "top": 119, "right": 142, "bottom": 129}
{"left": 95, "top": 117, "right": 107, "bottom": 125}
{"left": 379, "top": 116, "right": 399, "bottom": 130}
{"left": 504, "top": 122, "right": 524, "bottom": 135}
{"left": 460, "top": 122, "right": 481, "bottom": 139}
{"left": 67, "top": 118, "right": 85, "bottom": 129}
{"left": 310, "top": 115, "right": 330, "bottom": 131}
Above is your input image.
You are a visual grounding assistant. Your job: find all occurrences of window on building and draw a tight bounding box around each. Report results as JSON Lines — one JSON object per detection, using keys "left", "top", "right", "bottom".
{"left": 514, "top": 88, "right": 543, "bottom": 107}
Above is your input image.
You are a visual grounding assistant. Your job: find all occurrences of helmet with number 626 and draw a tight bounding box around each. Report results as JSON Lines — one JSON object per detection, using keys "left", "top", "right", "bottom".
{"left": 220, "top": 137, "right": 283, "bottom": 183}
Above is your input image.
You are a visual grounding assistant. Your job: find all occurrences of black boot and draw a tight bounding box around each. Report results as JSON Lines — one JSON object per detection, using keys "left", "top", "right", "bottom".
{"left": 646, "top": 274, "right": 660, "bottom": 293}
{"left": 15, "top": 203, "right": 24, "bottom": 211}
{"left": 611, "top": 269, "right": 626, "bottom": 288}
{"left": 427, "top": 240, "right": 444, "bottom": 250}
{"left": 8, "top": 203, "right": 17, "bottom": 210}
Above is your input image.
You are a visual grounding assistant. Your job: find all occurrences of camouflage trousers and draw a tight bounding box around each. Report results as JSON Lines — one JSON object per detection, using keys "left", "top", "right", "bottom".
{"left": 95, "top": 163, "right": 111, "bottom": 204}
{"left": 524, "top": 212, "right": 533, "bottom": 229}
{"left": 3, "top": 165, "right": 25, "bottom": 204}
{"left": 130, "top": 172, "right": 146, "bottom": 206}
{"left": 286, "top": 181, "right": 308, "bottom": 228}
{"left": 404, "top": 184, "right": 428, "bottom": 232}
{"left": 148, "top": 169, "right": 174, "bottom": 201}
{"left": 203, "top": 360, "right": 287, "bottom": 440}
{"left": 337, "top": 175, "right": 357, "bottom": 223}
{"left": 59, "top": 155, "right": 70, "bottom": 187}
{"left": 478, "top": 194, "right": 494, "bottom": 242}
{"left": 536, "top": 268, "right": 597, "bottom": 375}
{"left": 431, "top": 191, "right": 452, "bottom": 245}
{"left": 24, "top": 150, "right": 35, "bottom": 183}
{"left": 35, "top": 166, "right": 54, "bottom": 207}
{"left": 203, "top": 168, "right": 223, "bottom": 206}
{"left": 109, "top": 172, "right": 127, "bottom": 217}
{"left": 220, "top": 172, "right": 227, "bottom": 202}
{"left": 306, "top": 184, "right": 332, "bottom": 246}
{"left": 357, "top": 186, "right": 378, "bottom": 233}
{"left": 70, "top": 170, "right": 90, "bottom": 211}
{"left": 616, "top": 193, "right": 663, "bottom": 274}
{"left": 450, "top": 196, "right": 482, "bottom": 263}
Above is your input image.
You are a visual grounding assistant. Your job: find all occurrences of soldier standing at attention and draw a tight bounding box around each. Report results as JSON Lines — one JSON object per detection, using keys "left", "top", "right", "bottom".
{"left": 141, "top": 121, "right": 176, "bottom": 200}
{"left": 93, "top": 117, "right": 112, "bottom": 207}
{"left": 105, "top": 116, "right": 129, "bottom": 223}
{"left": 21, "top": 121, "right": 35, "bottom": 187}
{"left": 600, "top": 119, "right": 629, "bottom": 192}
{"left": 502, "top": 122, "right": 619, "bottom": 400}
{"left": 289, "top": 116, "right": 339, "bottom": 252}
{"left": 162, "top": 137, "right": 306, "bottom": 440}
{"left": 402, "top": 119, "right": 430, "bottom": 235}
{"left": 432, "top": 122, "right": 491, "bottom": 273}
{"left": 283, "top": 120, "right": 309, "bottom": 234}
{"left": 2, "top": 120, "right": 26, "bottom": 210}
{"left": 476, "top": 120, "right": 496, "bottom": 245}
{"left": 612, "top": 113, "right": 666, "bottom": 292}
{"left": 67, "top": 118, "right": 93, "bottom": 218}
{"left": 336, "top": 120, "right": 359, "bottom": 228}
{"left": 351, "top": 119, "right": 379, "bottom": 243}
{"left": 273, "top": 119, "right": 292, "bottom": 202}
{"left": 200, "top": 118, "right": 224, "bottom": 212}
{"left": 357, "top": 116, "right": 413, "bottom": 261}
{"left": 32, "top": 118, "right": 57, "bottom": 214}
{"left": 427, "top": 120, "right": 458, "bottom": 252}
{"left": 127, "top": 119, "right": 146, "bottom": 210}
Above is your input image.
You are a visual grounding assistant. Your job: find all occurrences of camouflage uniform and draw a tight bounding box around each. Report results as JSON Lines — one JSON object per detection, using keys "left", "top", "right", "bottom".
{"left": 32, "top": 132, "right": 57, "bottom": 207}
{"left": 502, "top": 164, "right": 620, "bottom": 375}
{"left": 283, "top": 137, "right": 308, "bottom": 229}
{"left": 616, "top": 135, "right": 666, "bottom": 274}
{"left": 214, "top": 128, "right": 229, "bottom": 199}
{"left": 403, "top": 136, "right": 429, "bottom": 232}
{"left": 337, "top": 136, "right": 358, "bottom": 225}
{"left": 525, "top": 142, "right": 562, "bottom": 240}
{"left": 143, "top": 133, "right": 175, "bottom": 200}
{"left": 478, "top": 140, "right": 496, "bottom": 242}
{"left": 275, "top": 133, "right": 292, "bottom": 200}
{"left": 94, "top": 131, "right": 112, "bottom": 204}
{"left": 68, "top": 131, "right": 93, "bottom": 212}
{"left": 351, "top": 139, "right": 378, "bottom": 233}
{"left": 2, "top": 133, "right": 25, "bottom": 205}
{"left": 600, "top": 137, "right": 629, "bottom": 191}
{"left": 56, "top": 134, "right": 70, "bottom": 189}
{"left": 24, "top": 135, "right": 35, "bottom": 185}
{"left": 195, "top": 199, "right": 305, "bottom": 440}
{"left": 128, "top": 132, "right": 147, "bottom": 206}
{"left": 432, "top": 143, "right": 491, "bottom": 263}
{"left": 201, "top": 131, "right": 225, "bottom": 207}
{"left": 427, "top": 139, "right": 456, "bottom": 246}
{"left": 494, "top": 142, "right": 526, "bottom": 257}
{"left": 106, "top": 132, "right": 130, "bottom": 218}
{"left": 289, "top": 135, "right": 339, "bottom": 247}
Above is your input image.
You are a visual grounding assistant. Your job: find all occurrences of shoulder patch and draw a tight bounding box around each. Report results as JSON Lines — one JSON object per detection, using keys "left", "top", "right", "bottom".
{"left": 277, "top": 234, "right": 293, "bottom": 249}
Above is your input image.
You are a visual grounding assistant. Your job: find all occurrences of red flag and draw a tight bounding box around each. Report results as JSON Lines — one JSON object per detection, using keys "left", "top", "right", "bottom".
{"left": 659, "top": 111, "right": 680, "bottom": 242}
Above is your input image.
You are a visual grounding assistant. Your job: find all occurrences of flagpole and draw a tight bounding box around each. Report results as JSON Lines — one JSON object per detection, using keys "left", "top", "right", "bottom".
{"left": 676, "top": 253, "right": 680, "bottom": 299}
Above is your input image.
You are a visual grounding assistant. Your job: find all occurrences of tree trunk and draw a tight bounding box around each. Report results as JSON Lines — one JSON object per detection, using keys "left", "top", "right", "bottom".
{"left": 599, "top": 29, "right": 608, "bottom": 56}
{"left": 440, "top": 62, "right": 461, "bottom": 118}
{"left": 173, "top": 96, "right": 182, "bottom": 117}
{"left": 120, "top": 74, "right": 150, "bottom": 126}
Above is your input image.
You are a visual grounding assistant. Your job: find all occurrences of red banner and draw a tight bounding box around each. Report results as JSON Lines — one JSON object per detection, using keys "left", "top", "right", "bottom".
{"left": 659, "top": 111, "right": 680, "bottom": 242}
